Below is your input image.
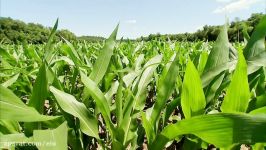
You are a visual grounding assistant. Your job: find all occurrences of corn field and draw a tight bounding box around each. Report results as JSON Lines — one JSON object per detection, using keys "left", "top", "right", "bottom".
{"left": 0, "top": 16, "right": 266, "bottom": 150}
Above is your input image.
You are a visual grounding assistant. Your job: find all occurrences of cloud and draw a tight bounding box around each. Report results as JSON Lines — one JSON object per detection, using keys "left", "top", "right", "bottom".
{"left": 213, "top": 0, "right": 263, "bottom": 14}
{"left": 124, "top": 19, "right": 137, "bottom": 24}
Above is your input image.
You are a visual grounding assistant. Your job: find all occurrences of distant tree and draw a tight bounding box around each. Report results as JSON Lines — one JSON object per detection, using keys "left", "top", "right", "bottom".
{"left": 0, "top": 17, "right": 76, "bottom": 44}
{"left": 141, "top": 13, "right": 264, "bottom": 42}
{"left": 77, "top": 36, "right": 105, "bottom": 42}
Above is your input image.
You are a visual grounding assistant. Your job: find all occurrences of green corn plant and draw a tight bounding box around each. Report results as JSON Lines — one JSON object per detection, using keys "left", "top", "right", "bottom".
{"left": 0, "top": 15, "right": 266, "bottom": 150}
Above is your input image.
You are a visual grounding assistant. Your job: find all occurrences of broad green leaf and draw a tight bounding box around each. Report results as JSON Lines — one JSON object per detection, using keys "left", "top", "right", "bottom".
{"left": 112, "top": 140, "right": 124, "bottom": 150}
{"left": 122, "top": 55, "right": 162, "bottom": 120}
{"left": 105, "top": 80, "right": 119, "bottom": 104}
{"left": 80, "top": 72, "right": 112, "bottom": 121}
{"left": 25, "top": 63, "right": 48, "bottom": 135}
{"left": 204, "top": 25, "right": 229, "bottom": 72}
{"left": 151, "top": 113, "right": 266, "bottom": 149}
{"left": 221, "top": 50, "right": 250, "bottom": 113}
{"left": 0, "top": 47, "right": 17, "bottom": 66}
{"left": 135, "top": 54, "right": 162, "bottom": 110}
{"left": 163, "top": 97, "right": 180, "bottom": 126}
{"left": 181, "top": 60, "right": 206, "bottom": 118}
{"left": 202, "top": 41, "right": 266, "bottom": 87}
{"left": 197, "top": 50, "right": 208, "bottom": 75}
{"left": 247, "top": 52, "right": 266, "bottom": 74}
{"left": 205, "top": 72, "right": 225, "bottom": 104}
{"left": 61, "top": 41, "right": 81, "bottom": 66}
{"left": 68, "top": 128, "right": 83, "bottom": 150}
{"left": 201, "top": 60, "right": 236, "bottom": 88}
{"left": 0, "top": 85, "right": 58, "bottom": 122}
{"left": 33, "top": 122, "right": 68, "bottom": 150}
{"left": 50, "top": 86, "right": 99, "bottom": 139}
{"left": 141, "top": 112, "right": 155, "bottom": 144}
{"left": 249, "top": 106, "right": 266, "bottom": 115}
{"left": 24, "top": 46, "right": 42, "bottom": 63}
{"left": 1, "top": 73, "right": 19, "bottom": 87}
{"left": 28, "top": 63, "right": 48, "bottom": 114}
{"left": 50, "top": 56, "right": 75, "bottom": 66}
{"left": 201, "top": 25, "right": 230, "bottom": 88}
{"left": 248, "top": 94, "right": 266, "bottom": 112}
{"left": 89, "top": 24, "right": 119, "bottom": 84}
{"left": 0, "top": 122, "right": 68, "bottom": 150}
{"left": 253, "top": 143, "right": 266, "bottom": 150}
{"left": 161, "top": 53, "right": 176, "bottom": 76}
{"left": 116, "top": 77, "right": 124, "bottom": 127}
{"left": 0, "top": 120, "right": 20, "bottom": 134}
{"left": 122, "top": 71, "right": 139, "bottom": 88}
{"left": 229, "top": 44, "right": 238, "bottom": 60}
{"left": 134, "top": 54, "right": 145, "bottom": 71}
{"left": 150, "top": 53, "right": 179, "bottom": 126}
{"left": 0, "top": 133, "right": 32, "bottom": 149}
{"left": 244, "top": 15, "right": 266, "bottom": 59}
{"left": 44, "top": 18, "right": 58, "bottom": 62}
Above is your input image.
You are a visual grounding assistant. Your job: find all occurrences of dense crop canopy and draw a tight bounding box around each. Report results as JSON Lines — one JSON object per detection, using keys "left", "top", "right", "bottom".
{"left": 0, "top": 16, "right": 266, "bottom": 150}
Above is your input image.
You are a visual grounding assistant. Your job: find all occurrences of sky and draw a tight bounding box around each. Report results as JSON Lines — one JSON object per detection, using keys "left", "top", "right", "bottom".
{"left": 0, "top": 0, "right": 265, "bottom": 39}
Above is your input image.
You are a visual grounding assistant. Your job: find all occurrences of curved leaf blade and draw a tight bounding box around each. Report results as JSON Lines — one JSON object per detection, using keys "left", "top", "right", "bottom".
{"left": 50, "top": 86, "right": 99, "bottom": 139}
{"left": 89, "top": 24, "right": 119, "bottom": 84}
{"left": 204, "top": 25, "right": 229, "bottom": 72}
{"left": 1, "top": 73, "right": 19, "bottom": 88}
{"left": 33, "top": 122, "right": 68, "bottom": 150}
{"left": 150, "top": 53, "right": 179, "bottom": 125}
{"left": 151, "top": 113, "right": 266, "bottom": 149}
{"left": 0, "top": 85, "right": 58, "bottom": 122}
{"left": 181, "top": 60, "right": 206, "bottom": 118}
{"left": 244, "top": 15, "right": 266, "bottom": 59}
{"left": 221, "top": 50, "right": 250, "bottom": 113}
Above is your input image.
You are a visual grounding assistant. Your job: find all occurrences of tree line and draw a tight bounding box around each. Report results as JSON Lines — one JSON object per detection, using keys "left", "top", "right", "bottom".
{"left": 0, "top": 13, "right": 264, "bottom": 44}
{"left": 0, "top": 17, "right": 77, "bottom": 44}
{"left": 137, "top": 13, "right": 264, "bottom": 42}
{"left": 0, "top": 17, "right": 106, "bottom": 44}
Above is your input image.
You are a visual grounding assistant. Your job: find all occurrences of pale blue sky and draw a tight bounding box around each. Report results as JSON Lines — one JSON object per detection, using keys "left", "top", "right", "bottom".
{"left": 1, "top": 0, "right": 265, "bottom": 39}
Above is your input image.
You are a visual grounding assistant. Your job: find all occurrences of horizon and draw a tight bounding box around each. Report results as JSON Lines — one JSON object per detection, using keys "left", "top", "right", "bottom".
{"left": 1, "top": 0, "right": 265, "bottom": 39}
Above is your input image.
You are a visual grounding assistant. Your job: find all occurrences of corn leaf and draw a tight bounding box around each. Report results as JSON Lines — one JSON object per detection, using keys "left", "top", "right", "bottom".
{"left": 61, "top": 41, "right": 82, "bottom": 66}
{"left": 181, "top": 60, "right": 206, "bottom": 118}
{"left": 135, "top": 54, "right": 162, "bottom": 110}
{"left": 0, "top": 85, "right": 58, "bottom": 122}
{"left": 201, "top": 25, "right": 230, "bottom": 88}
{"left": 44, "top": 18, "right": 58, "bottom": 62}
{"left": 244, "top": 15, "right": 266, "bottom": 59}
{"left": 221, "top": 50, "right": 250, "bottom": 113}
{"left": 0, "top": 47, "right": 17, "bottom": 66}
{"left": 50, "top": 86, "right": 99, "bottom": 139}
{"left": 0, "top": 133, "right": 32, "bottom": 149}
{"left": 150, "top": 53, "right": 179, "bottom": 126}
{"left": 0, "top": 122, "right": 68, "bottom": 150}
{"left": 142, "top": 112, "right": 155, "bottom": 144}
{"left": 247, "top": 52, "right": 266, "bottom": 74}
{"left": 33, "top": 122, "right": 68, "bottom": 150}
{"left": 1, "top": 73, "right": 19, "bottom": 88}
{"left": 204, "top": 25, "right": 229, "bottom": 72}
{"left": 89, "top": 24, "right": 119, "bottom": 84}
{"left": 249, "top": 106, "right": 266, "bottom": 115}
{"left": 80, "top": 72, "right": 112, "bottom": 120}
{"left": 205, "top": 72, "right": 225, "bottom": 104}
{"left": 201, "top": 60, "right": 236, "bottom": 87}
{"left": 197, "top": 50, "right": 208, "bottom": 75}
{"left": 0, "top": 120, "right": 20, "bottom": 134}
{"left": 150, "top": 113, "right": 266, "bottom": 149}
{"left": 28, "top": 63, "right": 48, "bottom": 114}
